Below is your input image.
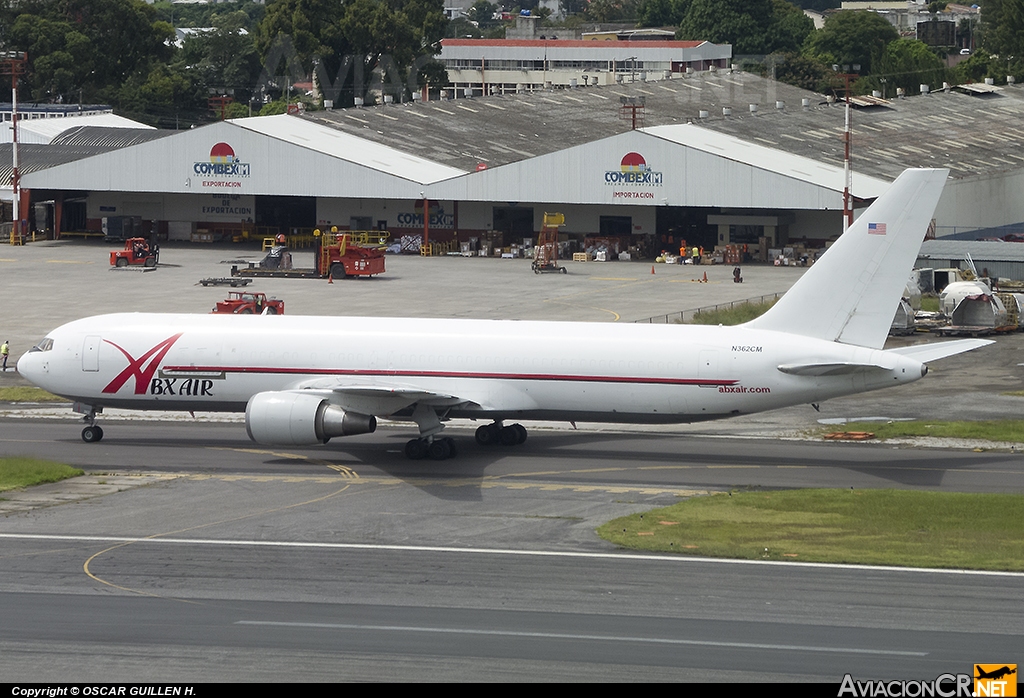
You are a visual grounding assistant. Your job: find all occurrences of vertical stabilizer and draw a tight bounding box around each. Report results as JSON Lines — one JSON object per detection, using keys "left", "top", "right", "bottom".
{"left": 744, "top": 168, "right": 948, "bottom": 349}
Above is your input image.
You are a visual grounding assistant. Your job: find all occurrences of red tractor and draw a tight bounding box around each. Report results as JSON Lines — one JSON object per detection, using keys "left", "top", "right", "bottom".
{"left": 110, "top": 237, "right": 159, "bottom": 267}
{"left": 212, "top": 291, "right": 285, "bottom": 315}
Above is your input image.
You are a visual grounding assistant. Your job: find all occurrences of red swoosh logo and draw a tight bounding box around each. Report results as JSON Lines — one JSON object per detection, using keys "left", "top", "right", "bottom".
{"left": 101, "top": 334, "right": 183, "bottom": 395}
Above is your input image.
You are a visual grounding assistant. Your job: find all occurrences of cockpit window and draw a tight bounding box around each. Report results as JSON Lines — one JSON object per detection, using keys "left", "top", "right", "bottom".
{"left": 30, "top": 338, "right": 53, "bottom": 352}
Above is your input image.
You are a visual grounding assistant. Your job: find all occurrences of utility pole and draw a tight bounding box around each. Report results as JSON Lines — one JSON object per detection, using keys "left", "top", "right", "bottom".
{"left": 0, "top": 52, "right": 27, "bottom": 246}
{"left": 834, "top": 70, "right": 858, "bottom": 232}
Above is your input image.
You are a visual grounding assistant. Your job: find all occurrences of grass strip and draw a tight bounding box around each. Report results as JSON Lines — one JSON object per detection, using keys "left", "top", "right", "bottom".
{"left": 0, "top": 386, "right": 66, "bottom": 403}
{"left": 690, "top": 300, "right": 775, "bottom": 325}
{"left": 0, "top": 457, "right": 84, "bottom": 492}
{"left": 597, "top": 488, "right": 1024, "bottom": 571}
{"left": 828, "top": 420, "right": 1024, "bottom": 443}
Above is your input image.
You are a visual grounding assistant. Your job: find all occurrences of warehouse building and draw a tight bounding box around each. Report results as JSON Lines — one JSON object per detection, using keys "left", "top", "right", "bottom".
{"left": 17, "top": 70, "right": 1024, "bottom": 256}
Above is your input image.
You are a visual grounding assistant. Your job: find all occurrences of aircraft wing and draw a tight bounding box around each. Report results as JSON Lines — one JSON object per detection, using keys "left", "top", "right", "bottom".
{"left": 296, "top": 384, "right": 481, "bottom": 417}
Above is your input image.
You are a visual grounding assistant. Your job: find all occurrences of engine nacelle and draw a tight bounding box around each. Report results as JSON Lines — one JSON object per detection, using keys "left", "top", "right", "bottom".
{"left": 245, "top": 391, "right": 376, "bottom": 445}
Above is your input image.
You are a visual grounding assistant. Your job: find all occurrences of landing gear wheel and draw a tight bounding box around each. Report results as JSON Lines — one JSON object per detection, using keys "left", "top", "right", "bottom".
{"left": 405, "top": 438, "right": 427, "bottom": 460}
{"left": 82, "top": 425, "right": 104, "bottom": 443}
{"left": 512, "top": 423, "right": 527, "bottom": 444}
{"left": 427, "top": 439, "right": 451, "bottom": 461}
{"left": 444, "top": 437, "right": 458, "bottom": 458}
{"left": 475, "top": 424, "right": 500, "bottom": 446}
{"left": 500, "top": 425, "right": 521, "bottom": 446}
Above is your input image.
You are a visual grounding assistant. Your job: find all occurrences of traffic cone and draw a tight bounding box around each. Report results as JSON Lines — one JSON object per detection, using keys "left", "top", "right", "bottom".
{"left": 328, "top": 272, "right": 334, "bottom": 284}
{"left": 702, "top": 271, "right": 708, "bottom": 283}
{"left": 651, "top": 265, "right": 656, "bottom": 275}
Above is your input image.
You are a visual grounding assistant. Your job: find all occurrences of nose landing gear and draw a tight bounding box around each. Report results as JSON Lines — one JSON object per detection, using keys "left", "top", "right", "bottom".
{"left": 76, "top": 404, "right": 104, "bottom": 443}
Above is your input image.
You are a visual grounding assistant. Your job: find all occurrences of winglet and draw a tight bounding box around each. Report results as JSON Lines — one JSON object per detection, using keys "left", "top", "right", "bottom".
{"left": 745, "top": 168, "right": 949, "bottom": 349}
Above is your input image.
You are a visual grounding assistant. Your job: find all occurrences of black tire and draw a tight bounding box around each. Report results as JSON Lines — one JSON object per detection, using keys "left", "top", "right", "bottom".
{"left": 405, "top": 438, "right": 427, "bottom": 460}
{"left": 475, "top": 424, "right": 498, "bottom": 446}
{"left": 266, "top": 307, "right": 278, "bottom": 315}
{"left": 144, "top": 257, "right": 156, "bottom": 267}
{"left": 444, "top": 437, "right": 458, "bottom": 458}
{"left": 240, "top": 308, "right": 253, "bottom": 314}
{"left": 512, "top": 423, "right": 527, "bottom": 444}
{"left": 115, "top": 258, "right": 128, "bottom": 268}
{"left": 427, "top": 439, "right": 451, "bottom": 461}
{"left": 560, "top": 267, "right": 567, "bottom": 274}
{"left": 82, "top": 425, "right": 103, "bottom": 443}
{"left": 331, "top": 263, "right": 347, "bottom": 279}
{"left": 500, "top": 425, "right": 520, "bottom": 446}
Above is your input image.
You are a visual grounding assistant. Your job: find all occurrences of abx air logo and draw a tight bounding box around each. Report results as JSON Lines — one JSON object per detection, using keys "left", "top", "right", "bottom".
{"left": 102, "top": 334, "right": 183, "bottom": 395}
{"left": 975, "top": 665, "right": 1017, "bottom": 697}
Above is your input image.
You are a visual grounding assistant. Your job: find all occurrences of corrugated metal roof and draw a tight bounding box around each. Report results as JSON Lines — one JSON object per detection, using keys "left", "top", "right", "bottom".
{"left": 49, "top": 126, "right": 173, "bottom": 149}
{"left": 643, "top": 123, "right": 891, "bottom": 198}
{"left": 0, "top": 142, "right": 117, "bottom": 186}
{"left": 848, "top": 94, "right": 892, "bottom": 108}
{"left": 954, "top": 83, "right": 1002, "bottom": 95}
{"left": 918, "top": 239, "right": 1024, "bottom": 262}
{"left": 0, "top": 113, "right": 154, "bottom": 145}
{"left": 229, "top": 114, "right": 466, "bottom": 184}
{"left": 299, "top": 71, "right": 1024, "bottom": 183}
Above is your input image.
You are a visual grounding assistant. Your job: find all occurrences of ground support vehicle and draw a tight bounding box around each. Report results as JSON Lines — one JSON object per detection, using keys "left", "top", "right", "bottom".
{"left": 110, "top": 238, "right": 158, "bottom": 268}
{"left": 211, "top": 292, "right": 284, "bottom": 315}
{"left": 232, "top": 230, "right": 387, "bottom": 280}
{"left": 532, "top": 212, "right": 567, "bottom": 274}
{"left": 200, "top": 278, "right": 252, "bottom": 287}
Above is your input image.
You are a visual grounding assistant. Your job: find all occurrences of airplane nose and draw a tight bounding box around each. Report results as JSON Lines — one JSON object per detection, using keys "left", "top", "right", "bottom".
{"left": 17, "top": 351, "right": 40, "bottom": 380}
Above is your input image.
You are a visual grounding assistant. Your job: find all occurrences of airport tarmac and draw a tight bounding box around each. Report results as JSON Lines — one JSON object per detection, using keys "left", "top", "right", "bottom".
{"left": 2, "top": 238, "right": 1023, "bottom": 682}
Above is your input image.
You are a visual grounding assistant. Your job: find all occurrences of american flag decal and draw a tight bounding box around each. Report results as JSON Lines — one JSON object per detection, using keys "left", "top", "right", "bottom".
{"left": 868, "top": 222, "right": 887, "bottom": 235}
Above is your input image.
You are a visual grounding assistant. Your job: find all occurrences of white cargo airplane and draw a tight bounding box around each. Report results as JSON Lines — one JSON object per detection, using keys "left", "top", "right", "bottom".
{"left": 19, "top": 168, "right": 990, "bottom": 459}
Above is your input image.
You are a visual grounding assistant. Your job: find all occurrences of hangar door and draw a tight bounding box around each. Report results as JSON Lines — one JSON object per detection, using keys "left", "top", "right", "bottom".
{"left": 256, "top": 196, "right": 316, "bottom": 231}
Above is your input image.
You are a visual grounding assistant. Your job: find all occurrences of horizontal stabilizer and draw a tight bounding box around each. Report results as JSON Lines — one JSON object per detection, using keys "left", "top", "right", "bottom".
{"left": 887, "top": 339, "right": 993, "bottom": 363}
{"left": 777, "top": 362, "right": 894, "bottom": 377}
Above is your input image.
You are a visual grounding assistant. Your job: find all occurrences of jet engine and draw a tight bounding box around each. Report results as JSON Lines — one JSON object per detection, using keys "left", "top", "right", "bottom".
{"left": 245, "top": 391, "right": 376, "bottom": 445}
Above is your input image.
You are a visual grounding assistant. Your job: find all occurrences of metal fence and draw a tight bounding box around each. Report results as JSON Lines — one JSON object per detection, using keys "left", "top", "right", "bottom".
{"left": 634, "top": 292, "right": 783, "bottom": 324}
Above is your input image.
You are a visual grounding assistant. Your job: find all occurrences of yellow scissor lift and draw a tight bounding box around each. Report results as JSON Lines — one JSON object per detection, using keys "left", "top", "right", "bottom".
{"left": 532, "top": 212, "right": 567, "bottom": 274}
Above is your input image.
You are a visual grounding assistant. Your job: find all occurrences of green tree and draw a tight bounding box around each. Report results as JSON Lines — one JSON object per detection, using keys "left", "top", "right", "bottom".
{"left": 636, "top": 0, "right": 690, "bottom": 28}
{"left": 803, "top": 10, "right": 899, "bottom": 74}
{"left": 679, "top": 0, "right": 809, "bottom": 55}
{"left": 985, "top": 0, "right": 1024, "bottom": 57}
{"left": 256, "top": 0, "right": 447, "bottom": 107}
{"left": 679, "top": 0, "right": 774, "bottom": 54}
{"left": 5, "top": 0, "right": 174, "bottom": 105}
{"left": 467, "top": 1, "right": 500, "bottom": 27}
{"left": 177, "top": 12, "right": 262, "bottom": 100}
{"left": 860, "top": 38, "right": 949, "bottom": 96}
{"left": 766, "top": 0, "right": 814, "bottom": 54}
{"left": 769, "top": 51, "right": 831, "bottom": 91}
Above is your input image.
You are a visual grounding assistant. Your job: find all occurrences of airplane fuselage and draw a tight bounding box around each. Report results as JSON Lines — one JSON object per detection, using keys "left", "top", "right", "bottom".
{"left": 19, "top": 312, "right": 926, "bottom": 424}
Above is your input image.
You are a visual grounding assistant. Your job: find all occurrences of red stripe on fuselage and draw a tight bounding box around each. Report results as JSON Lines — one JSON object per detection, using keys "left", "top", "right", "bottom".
{"left": 161, "top": 366, "right": 738, "bottom": 386}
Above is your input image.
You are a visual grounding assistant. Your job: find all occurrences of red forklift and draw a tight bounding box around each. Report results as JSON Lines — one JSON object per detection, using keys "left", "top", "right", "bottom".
{"left": 110, "top": 238, "right": 159, "bottom": 268}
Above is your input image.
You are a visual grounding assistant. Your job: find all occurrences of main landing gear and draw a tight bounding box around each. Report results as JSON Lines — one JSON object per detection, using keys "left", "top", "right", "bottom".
{"left": 405, "top": 436, "right": 458, "bottom": 461}
{"left": 475, "top": 421, "right": 527, "bottom": 447}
